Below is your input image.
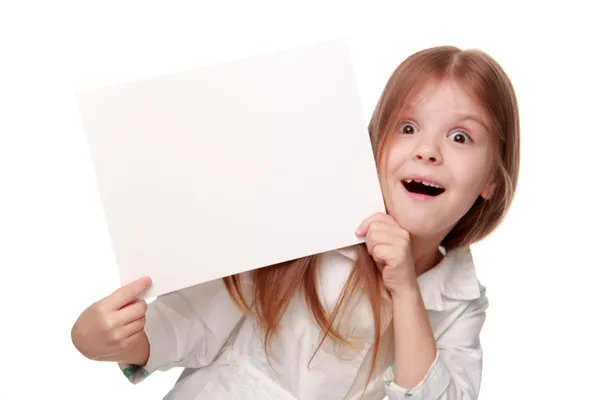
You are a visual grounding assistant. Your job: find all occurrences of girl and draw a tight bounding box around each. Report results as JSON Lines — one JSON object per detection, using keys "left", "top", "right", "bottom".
{"left": 71, "top": 45, "right": 520, "bottom": 399}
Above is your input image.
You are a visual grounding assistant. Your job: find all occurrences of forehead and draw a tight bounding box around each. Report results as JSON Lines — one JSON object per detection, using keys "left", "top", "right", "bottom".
{"left": 402, "top": 80, "right": 490, "bottom": 128}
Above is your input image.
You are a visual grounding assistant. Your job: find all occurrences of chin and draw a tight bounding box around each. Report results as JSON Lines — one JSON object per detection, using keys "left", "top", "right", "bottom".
{"left": 391, "top": 214, "right": 439, "bottom": 237}
{"left": 403, "top": 224, "right": 440, "bottom": 238}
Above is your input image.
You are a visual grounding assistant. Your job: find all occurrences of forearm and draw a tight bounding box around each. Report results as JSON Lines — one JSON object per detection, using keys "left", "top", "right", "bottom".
{"left": 391, "top": 279, "right": 437, "bottom": 388}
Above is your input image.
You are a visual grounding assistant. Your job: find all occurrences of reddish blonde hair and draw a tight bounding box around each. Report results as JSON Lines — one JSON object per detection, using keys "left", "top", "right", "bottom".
{"left": 224, "top": 45, "right": 520, "bottom": 385}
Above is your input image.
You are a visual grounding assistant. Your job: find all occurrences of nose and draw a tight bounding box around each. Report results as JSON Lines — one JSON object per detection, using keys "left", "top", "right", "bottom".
{"left": 412, "top": 139, "right": 442, "bottom": 165}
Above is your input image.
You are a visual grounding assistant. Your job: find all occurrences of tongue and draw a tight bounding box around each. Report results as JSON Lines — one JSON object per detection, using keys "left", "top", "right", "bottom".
{"left": 404, "top": 181, "right": 444, "bottom": 196}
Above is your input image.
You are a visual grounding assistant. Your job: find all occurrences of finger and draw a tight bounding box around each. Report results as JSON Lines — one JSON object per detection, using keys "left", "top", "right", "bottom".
{"left": 105, "top": 330, "right": 147, "bottom": 358}
{"left": 356, "top": 212, "right": 387, "bottom": 236}
{"left": 357, "top": 213, "right": 404, "bottom": 237}
{"left": 371, "top": 222, "right": 411, "bottom": 246}
{"left": 372, "top": 244, "right": 396, "bottom": 267}
{"left": 106, "top": 277, "right": 152, "bottom": 310}
{"left": 119, "top": 316, "right": 147, "bottom": 339}
{"left": 366, "top": 219, "right": 403, "bottom": 247}
{"left": 365, "top": 228, "right": 390, "bottom": 255}
{"left": 115, "top": 300, "right": 148, "bottom": 326}
{"left": 121, "top": 330, "right": 147, "bottom": 351}
{"left": 371, "top": 244, "right": 388, "bottom": 266}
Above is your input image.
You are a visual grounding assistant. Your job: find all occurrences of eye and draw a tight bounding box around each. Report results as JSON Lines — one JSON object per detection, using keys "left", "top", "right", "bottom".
{"left": 399, "top": 122, "right": 418, "bottom": 135}
{"left": 448, "top": 130, "right": 472, "bottom": 144}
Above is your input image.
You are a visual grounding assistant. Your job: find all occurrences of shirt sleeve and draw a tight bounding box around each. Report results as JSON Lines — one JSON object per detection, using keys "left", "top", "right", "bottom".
{"left": 118, "top": 275, "right": 248, "bottom": 384}
{"left": 384, "top": 290, "right": 489, "bottom": 399}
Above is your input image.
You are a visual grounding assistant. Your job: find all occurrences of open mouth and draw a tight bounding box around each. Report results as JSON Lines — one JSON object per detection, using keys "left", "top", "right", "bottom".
{"left": 402, "top": 179, "right": 445, "bottom": 197}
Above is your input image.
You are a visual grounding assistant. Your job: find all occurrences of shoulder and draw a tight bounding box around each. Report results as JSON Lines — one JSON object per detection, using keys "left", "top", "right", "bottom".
{"left": 418, "top": 246, "right": 487, "bottom": 312}
{"left": 312, "top": 246, "right": 358, "bottom": 305}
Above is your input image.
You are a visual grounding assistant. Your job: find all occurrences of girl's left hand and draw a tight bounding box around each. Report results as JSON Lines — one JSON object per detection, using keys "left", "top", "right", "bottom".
{"left": 356, "top": 212, "right": 416, "bottom": 294}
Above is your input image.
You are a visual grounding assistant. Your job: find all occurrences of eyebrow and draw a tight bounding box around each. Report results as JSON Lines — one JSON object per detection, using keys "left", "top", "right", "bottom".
{"left": 455, "top": 114, "right": 489, "bottom": 131}
{"left": 398, "top": 108, "right": 491, "bottom": 132}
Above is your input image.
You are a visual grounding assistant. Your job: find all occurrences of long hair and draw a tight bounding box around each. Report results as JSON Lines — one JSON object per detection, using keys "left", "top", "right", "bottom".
{"left": 223, "top": 45, "right": 520, "bottom": 386}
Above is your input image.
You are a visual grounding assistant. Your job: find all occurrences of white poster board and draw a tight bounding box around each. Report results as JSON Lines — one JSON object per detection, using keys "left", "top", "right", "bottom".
{"left": 76, "top": 38, "right": 385, "bottom": 298}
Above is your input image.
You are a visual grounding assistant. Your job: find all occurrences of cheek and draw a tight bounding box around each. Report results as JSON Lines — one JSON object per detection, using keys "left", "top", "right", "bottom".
{"left": 453, "top": 154, "right": 494, "bottom": 195}
{"left": 378, "top": 145, "right": 406, "bottom": 207}
{"left": 383, "top": 142, "right": 407, "bottom": 176}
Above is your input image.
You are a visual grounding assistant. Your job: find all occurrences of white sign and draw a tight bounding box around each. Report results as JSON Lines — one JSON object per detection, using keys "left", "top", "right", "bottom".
{"left": 76, "top": 38, "right": 385, "bottom": 298}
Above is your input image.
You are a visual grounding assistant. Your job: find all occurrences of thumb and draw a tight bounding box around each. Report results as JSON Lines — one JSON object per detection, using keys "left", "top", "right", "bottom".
{"left": 106, "top": 276, "right": 152, "bottom": 310}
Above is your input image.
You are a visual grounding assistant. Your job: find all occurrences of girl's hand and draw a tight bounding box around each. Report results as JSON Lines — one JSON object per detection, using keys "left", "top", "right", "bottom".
{"left": 356, "top": 213, "right": 416, "bottom": 294}
{"left": 71, "top": 277, "right": 152, "bottom": 362}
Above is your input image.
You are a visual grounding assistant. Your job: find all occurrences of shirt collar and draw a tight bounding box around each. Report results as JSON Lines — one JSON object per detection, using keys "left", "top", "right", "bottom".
{"left": 417, "top": 246, "right": 482, "bottom": 311}
{"left": 335, "top": 245, "right": 482, "bottom": 312}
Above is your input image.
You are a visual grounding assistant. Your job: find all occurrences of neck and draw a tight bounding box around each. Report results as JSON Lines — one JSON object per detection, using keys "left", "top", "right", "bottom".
{"left": 411, "top": 236, "right": 445, "bottom": 276}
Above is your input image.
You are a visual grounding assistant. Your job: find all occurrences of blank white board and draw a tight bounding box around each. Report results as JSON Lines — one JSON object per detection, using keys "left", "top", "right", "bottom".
{"left": 76, "top": 38, "right": 385, "bottom": 298}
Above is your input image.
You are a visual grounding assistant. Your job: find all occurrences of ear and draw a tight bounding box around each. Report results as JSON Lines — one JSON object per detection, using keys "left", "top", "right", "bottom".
{"left": 481, "top": 181, "right": 496, "bottom": 200}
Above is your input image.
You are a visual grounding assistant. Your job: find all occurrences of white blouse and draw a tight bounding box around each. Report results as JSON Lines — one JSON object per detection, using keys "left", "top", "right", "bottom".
{"left": 119, "top": 245, "right": 488, "bottom": 399}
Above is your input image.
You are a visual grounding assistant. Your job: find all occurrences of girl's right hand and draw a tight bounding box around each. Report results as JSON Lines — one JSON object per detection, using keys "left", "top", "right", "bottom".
{"left": 71, "top": 276, "right": 152, "bottom": 363}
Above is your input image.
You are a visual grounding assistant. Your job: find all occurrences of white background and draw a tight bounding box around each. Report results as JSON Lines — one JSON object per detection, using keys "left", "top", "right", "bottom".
{"left": 0, "top": 1, "right": 598, "bottom": 399}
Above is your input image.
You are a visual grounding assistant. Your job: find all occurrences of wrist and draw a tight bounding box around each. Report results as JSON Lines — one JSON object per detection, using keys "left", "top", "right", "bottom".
{"left": 117, "top": 333, "right": 150, "bottom": 365}
{"left": 389, "top": 275, "right": 420, "bottom": 301}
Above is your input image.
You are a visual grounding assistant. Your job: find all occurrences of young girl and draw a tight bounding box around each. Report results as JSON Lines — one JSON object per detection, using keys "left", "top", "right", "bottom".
{"left": 71, "top": 45, "right": 520, "bottom": 399}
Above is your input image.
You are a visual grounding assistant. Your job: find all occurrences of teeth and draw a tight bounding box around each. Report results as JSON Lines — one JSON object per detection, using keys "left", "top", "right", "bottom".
{"left": 404, "top": 179, "right": 443, "bottom": 189}
{"left": 424, "top": 181, "right": 440, "bottom": 187}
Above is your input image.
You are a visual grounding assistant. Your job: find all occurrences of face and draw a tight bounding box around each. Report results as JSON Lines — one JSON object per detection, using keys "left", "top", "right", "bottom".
{"left": 381, "top": 80, "right": 497, "bottom": 241}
